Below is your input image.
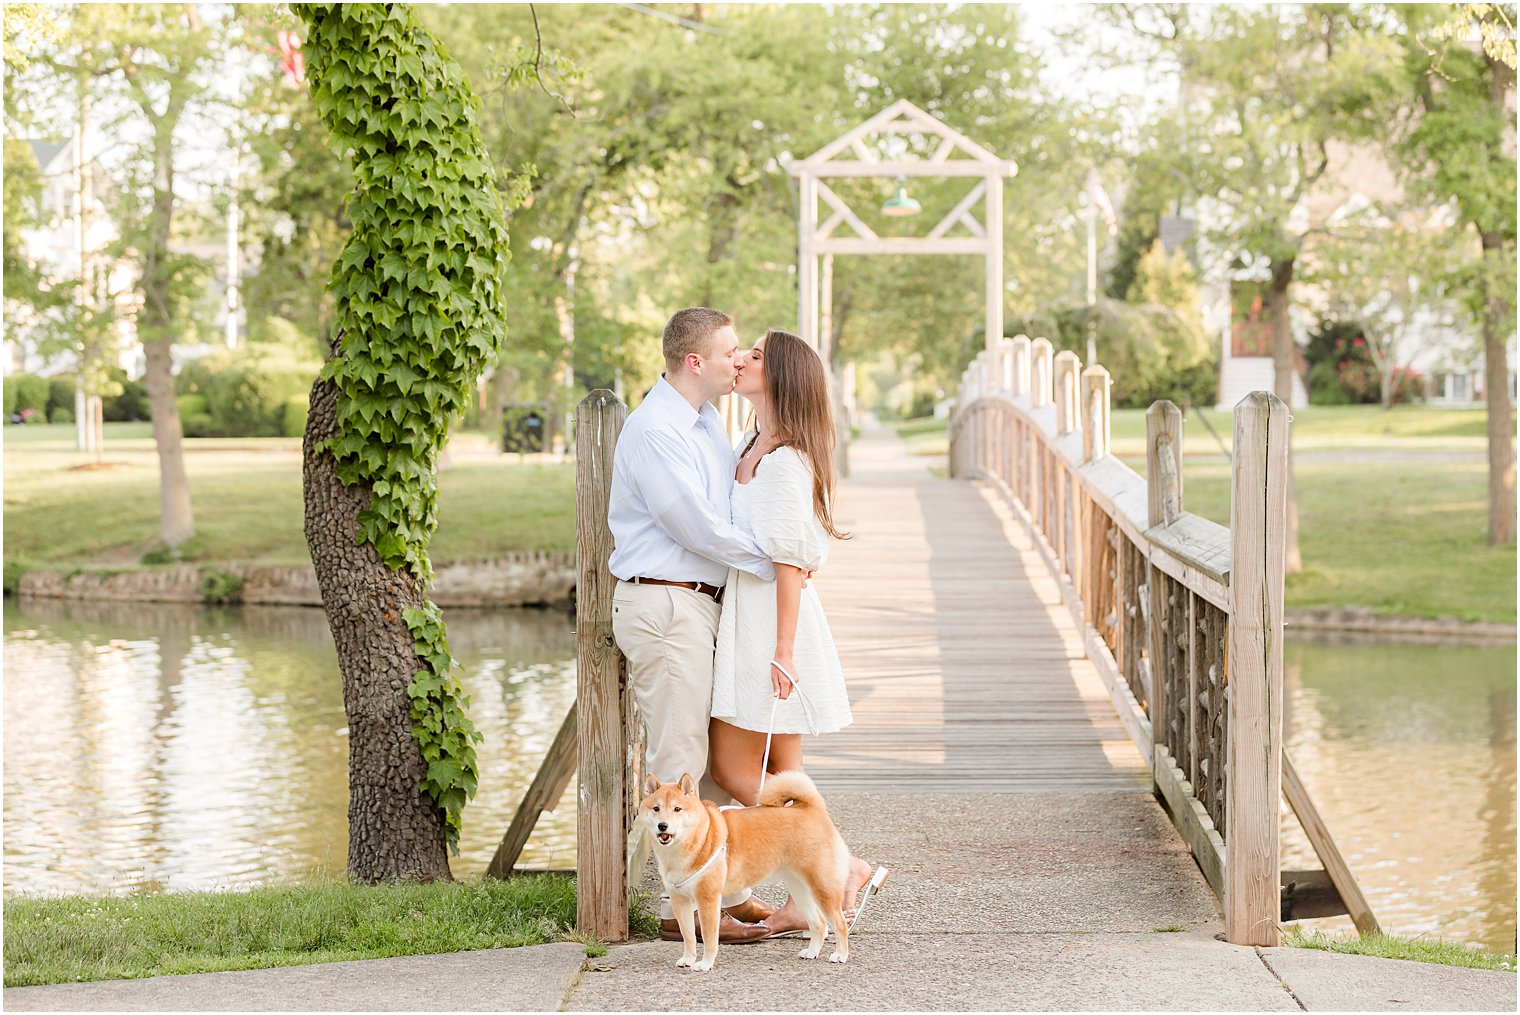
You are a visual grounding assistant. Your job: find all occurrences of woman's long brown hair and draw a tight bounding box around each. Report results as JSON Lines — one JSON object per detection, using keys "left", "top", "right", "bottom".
{"left": 756, "top": 329, "right": 849, "bottom": 540}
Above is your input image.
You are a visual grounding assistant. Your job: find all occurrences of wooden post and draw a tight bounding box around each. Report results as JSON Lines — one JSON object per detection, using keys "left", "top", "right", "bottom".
{"left": 1082, "top": 365, "right": 1111, "bottom": 462}
{"left": 1054, "top": 351, "right": 1081, "bottom": 435}
{"left": 1011, "top": 335, "right": 1032, "bottom": 397}
{"left": 799, "top": 173, "right": 818, "bottom": 348}
{"left": 997, "top": 336, "right": 1016, "bottom": 392}
{"left": 1225, "top": 391, "right": 1289, "bottom": 947}
{"left": 1146, "top": 400, "right": 1184, "bottom": 528}
{"left": 1030, "top": 338, "right": 1054, "bottom": 408}
{"left": 985, "top": 171, "right": 1003, "bottom": 353}
{"left": 575, "top": 389, "right": 630, "bottom": 940}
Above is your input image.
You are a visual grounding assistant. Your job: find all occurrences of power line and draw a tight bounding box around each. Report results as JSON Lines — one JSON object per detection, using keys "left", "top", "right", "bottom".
{"left": 618, "top": 3, "right": 726, "bottom": 35}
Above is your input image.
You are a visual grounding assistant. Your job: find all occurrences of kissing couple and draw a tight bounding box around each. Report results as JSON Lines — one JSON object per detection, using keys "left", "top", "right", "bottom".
{"left": 608, "top": 307, "right": 886, "bottom": 942}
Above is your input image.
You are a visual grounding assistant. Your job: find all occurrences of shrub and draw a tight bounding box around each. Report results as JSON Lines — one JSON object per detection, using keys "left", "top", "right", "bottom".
{"left": 198, "top": 570, "right": 245, "bottom": 604}
{"left": 9, "top": 373, "right": 49, "bottom": 416}
{"left": 175, "top": 342, "right": 319, "bottom": 437}
{"left": 102, "top": 369, "right": 151, "bottom": 422}
{"left": 3, "top": 376, "right": 15, "bottom": 417}
{"left": 47, "top": 376, "right": 76, "bottom": 418}
{"left": 280, "top": 396, "right": 309, "bottom": 438}
{"left": 1306, "top": 319, "right": 1380, "bottom": 405}
{"left": 1308, "top": 360, "right": 1357, "bottom": 405}
{"left": 175, "top": 393, "right": 213, "bottom": 438}
{"left": 49, "top": 407, "right": 74, "bottom": 425}
{"left": 140, "top": 546, "right": 176, "bottom": 565}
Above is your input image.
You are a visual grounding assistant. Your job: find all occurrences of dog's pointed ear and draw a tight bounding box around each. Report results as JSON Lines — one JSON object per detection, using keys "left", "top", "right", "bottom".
{"left": 641, "top": 772, "right": 660, "bottom": 796}
{"left": 677, "top": 772, "right": 698, "bottom": 797}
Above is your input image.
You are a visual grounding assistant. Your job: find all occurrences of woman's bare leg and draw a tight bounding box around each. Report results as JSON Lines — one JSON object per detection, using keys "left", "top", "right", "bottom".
{"left": 708, "top": 719, "right": 768, "bottom": 806}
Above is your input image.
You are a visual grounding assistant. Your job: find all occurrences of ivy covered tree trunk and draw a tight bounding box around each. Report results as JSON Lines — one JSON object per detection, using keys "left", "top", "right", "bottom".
{"left": 296, "top": 2, "right": 511, "bottom": 882}
{"left": 303, "top": 362, "right": 451, "bottom": 881}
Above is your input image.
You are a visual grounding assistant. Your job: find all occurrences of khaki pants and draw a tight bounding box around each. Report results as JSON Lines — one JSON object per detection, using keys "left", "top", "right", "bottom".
{"left": 611, "top": 579, "right": 724, "bottom": 787}
{"left": 611, "top": 579, "right": 746, "bottom": 915}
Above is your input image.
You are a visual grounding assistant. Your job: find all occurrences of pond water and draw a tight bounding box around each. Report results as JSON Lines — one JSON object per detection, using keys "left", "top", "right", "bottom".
{"left": 3, "top": 598, "right": 1514, "bottom": 953}
{"left": 1280, "top": 634, "right": 1516, "bottom": 955}
{"left": 2, "top": 598, "right": 578, "bottom": 894}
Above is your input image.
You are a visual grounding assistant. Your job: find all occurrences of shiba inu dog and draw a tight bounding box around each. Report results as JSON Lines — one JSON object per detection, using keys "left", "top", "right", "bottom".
{"left": 640, "top": 770, "right": 851, "bottom": 971}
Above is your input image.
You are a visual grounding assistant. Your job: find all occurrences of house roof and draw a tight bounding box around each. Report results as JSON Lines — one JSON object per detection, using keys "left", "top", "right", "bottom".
{"left": 27, "top": 137, "right": 71, "bottom": 172}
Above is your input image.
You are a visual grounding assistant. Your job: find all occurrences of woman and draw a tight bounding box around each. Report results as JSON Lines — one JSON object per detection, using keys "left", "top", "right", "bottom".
{"left": 709, "top": 328, "right": 886, "bottom": 938}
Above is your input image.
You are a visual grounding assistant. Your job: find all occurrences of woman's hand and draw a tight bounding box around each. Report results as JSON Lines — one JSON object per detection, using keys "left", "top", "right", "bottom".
{"left": 771, "top": 655, "right": 797, "bottom": 700}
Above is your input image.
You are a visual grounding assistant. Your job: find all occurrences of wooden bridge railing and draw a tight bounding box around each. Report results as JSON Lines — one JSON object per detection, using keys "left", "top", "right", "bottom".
{"left": 949, "top": 335, "right": 1374, "bottom": 947}
{"left": 506, "top": 377, "right": 1373, "bottom": 943}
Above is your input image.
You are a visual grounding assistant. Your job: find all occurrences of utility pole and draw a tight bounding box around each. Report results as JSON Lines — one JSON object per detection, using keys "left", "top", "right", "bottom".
{"left": 225, "top": 158, "right": 240, "bottom": 348}
{"left": 1085, "top": 170, "right": 1098, "bottom": 367}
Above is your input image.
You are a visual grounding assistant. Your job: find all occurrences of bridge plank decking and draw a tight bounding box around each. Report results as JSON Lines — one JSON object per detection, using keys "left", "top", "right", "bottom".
{"left": 807, "top": 427, "right": 1149, "bottom": 794}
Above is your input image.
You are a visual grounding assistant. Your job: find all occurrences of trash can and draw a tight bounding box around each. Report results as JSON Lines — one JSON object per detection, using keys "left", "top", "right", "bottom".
{"left": 501, "top": 403, "right": 548, "bottom": 453}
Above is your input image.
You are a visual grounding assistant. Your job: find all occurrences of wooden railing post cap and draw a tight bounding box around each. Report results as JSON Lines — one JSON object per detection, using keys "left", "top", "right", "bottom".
{"left": 1234, "top": 390, "right": 1288, "bottom": 414}
{"left": 579, "top": 388, "right": 624, "bottom": 411}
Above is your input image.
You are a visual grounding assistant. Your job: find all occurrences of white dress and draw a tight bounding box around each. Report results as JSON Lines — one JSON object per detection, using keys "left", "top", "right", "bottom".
{"left": 712, "top": 443, "right": 853, "bottom": 735}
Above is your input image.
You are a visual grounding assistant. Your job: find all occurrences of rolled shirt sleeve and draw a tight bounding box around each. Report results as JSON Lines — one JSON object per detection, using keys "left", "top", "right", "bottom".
{"left": 630, "top": 429, "right": 776, "bottom": 581}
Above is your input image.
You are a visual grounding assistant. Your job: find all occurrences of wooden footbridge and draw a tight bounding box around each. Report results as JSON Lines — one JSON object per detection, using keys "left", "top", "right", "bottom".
{"left": 491, "top": 336, "right": 1379, "bottom": 953}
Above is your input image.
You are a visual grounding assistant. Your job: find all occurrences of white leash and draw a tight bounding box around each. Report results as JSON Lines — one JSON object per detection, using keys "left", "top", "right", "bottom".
{"left": 757, "top": 658, "right": 820, "bottom": 796}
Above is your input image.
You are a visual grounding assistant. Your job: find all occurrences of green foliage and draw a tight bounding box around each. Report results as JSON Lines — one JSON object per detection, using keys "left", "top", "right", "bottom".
{"left": 177, "top": 345, "right": 320, "bottom": 438}
{"left": 102, "top": 368, "right": 150, "bottom": 422}
{"left": 174, "top": 393, "right": 211, "bottom": 438}
{"left": 140, "top": 546, "right": 176, "bottom": 566}
{"left": 1016, "top": 297, "right": 1215, "bottom": 409}
{"left": 48, "top": 406, "right": 73, "bottom": 425}
{"left": 281, "top": 397, "right": 309, "bottom": 439}
{"left": 2, "top": 376, "right": 13, "bottom": 417}
{"left": 45, "top": 376, "right": 74, "bottom": 416}
{"left": 197, "top": 569, "right": 245, "bottom": 605}
{"left": 295, "top": 1, "right": 509, "bottom": 853}
{"left": 8, "top": 374, "right": 49, "bottom": 415}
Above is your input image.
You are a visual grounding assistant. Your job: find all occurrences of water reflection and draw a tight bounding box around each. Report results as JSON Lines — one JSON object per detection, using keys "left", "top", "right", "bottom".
{"left": 6, "top": 598, "right": 1516, "bottom": 955}
{"left": 1282, "top": 635, "right": 1517, "bottom": 954}
{"left": 3, "top": 597, "right": 577, "bottom": 896}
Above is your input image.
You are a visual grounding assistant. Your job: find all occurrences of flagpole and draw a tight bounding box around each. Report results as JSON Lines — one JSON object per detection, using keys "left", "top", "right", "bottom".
{"left": 1086, "top": 170, "right": 1098, "bottom": 365}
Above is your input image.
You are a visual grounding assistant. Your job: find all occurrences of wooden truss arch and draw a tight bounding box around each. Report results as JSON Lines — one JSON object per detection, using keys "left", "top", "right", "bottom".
{"left": 789, "top": 99, "right": 1018, "bottom": 354}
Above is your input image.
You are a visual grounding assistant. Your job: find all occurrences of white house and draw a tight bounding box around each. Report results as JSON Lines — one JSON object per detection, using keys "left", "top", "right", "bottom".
{"left": 1184, "top": 139, "right": 1515, "bottom": 410}
{"left": 6, "top": 134, "right": 245, "bottom": 383}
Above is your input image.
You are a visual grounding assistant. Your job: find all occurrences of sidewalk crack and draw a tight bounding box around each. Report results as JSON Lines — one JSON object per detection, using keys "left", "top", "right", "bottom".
{"left": 1256, "top": 947, "right": 1307, "bottom": 1011}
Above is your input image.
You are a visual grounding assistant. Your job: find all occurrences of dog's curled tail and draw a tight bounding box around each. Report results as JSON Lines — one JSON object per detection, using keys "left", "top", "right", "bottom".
{"left": 757, "top": 771, "right": 825, "bottom": 809}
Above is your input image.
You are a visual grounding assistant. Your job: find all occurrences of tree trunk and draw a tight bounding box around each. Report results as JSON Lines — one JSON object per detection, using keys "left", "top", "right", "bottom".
{"left": 1266, "top": 255, "right": 1302, "bottom": 573}
{"left": 142, "top": 338, "right": 194, "bottom": 546}
{"left": 1480, "top": 230, "right": 1515, "bottom": 545}
{"left": 303, "top": 360, "right": 453, "bottom": 883}
{"left": 139, "top": 130, "right": 194, "bottom": 548}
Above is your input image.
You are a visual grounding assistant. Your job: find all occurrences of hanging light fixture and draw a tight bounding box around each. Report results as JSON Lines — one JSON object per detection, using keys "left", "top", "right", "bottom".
{"left": 881, "top": 176, "right": 921, "bottom": 217}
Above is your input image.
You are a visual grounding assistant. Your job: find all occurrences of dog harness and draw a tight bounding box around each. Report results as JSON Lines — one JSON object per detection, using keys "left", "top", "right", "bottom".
{"left": 667, "top": 843, "right": 727, "bottom": 895}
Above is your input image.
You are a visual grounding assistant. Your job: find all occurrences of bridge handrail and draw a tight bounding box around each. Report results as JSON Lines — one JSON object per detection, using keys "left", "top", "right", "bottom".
{"left": 948, "top": 337, "right": 1287, "bottom": 946}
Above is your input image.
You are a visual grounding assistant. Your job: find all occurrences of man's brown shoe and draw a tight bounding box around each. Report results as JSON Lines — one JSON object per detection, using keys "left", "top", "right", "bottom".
{"left": 658, "top": 911, "right": 771, "bottom": 944}
{"left": 722, "top": 895, "right": 777, "bottom": 924}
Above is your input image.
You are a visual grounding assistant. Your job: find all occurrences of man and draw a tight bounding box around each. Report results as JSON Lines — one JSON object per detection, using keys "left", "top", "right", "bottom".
{"left": 608, "top": 306, "right": 777, "bottom": 943}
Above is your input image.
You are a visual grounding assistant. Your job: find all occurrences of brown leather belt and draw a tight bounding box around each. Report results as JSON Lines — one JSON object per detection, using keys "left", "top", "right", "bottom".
{"left": 629, "top": 576, "right": 724, "bottom": 603}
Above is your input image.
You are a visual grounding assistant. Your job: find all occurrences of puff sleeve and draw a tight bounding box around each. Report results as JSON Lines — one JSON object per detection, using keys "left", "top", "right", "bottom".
{"left": 748, "top": 446, "right": 829, "bottom": 571}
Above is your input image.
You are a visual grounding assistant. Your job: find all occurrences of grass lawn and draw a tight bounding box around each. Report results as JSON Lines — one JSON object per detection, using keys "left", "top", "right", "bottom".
{"left": 892, "top": 405, "right": 1516, "bottom": 624}
{"left": 2, "top": 873, "right": 662, "bottom": 987}
{"left": 1284, "top": 928, "right": 1515, "bottom": 972}
{"left": 3, "top": 424, "right": 574, "bottom": 590}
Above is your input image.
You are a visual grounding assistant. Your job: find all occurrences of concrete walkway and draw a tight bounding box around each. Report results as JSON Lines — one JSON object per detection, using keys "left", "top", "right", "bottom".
{"left": 7, "top": 429, "right": 1514, "bottom": 1012}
